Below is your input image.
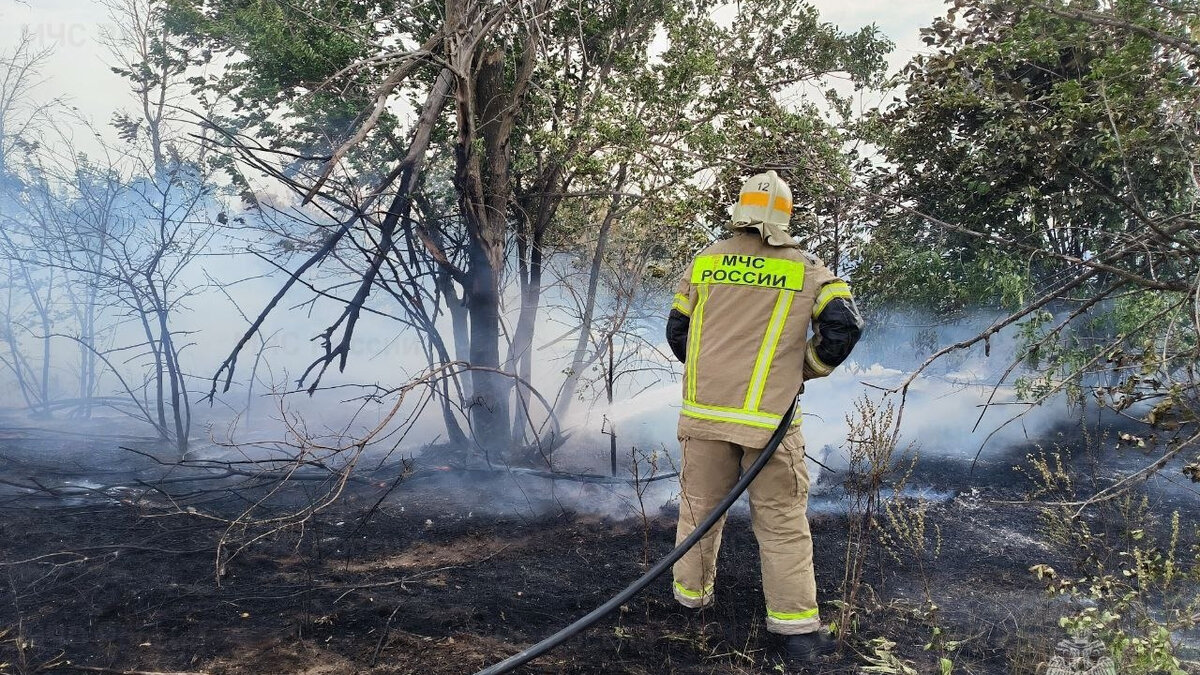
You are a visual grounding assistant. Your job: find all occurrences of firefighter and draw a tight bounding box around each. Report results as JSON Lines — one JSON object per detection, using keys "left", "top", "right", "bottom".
{"left": 665, "top": 170, "right": 863, "bottom": 666}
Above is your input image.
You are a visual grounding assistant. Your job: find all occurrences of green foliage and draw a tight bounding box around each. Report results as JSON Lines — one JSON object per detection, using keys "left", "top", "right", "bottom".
{"left": 855, "top": 0, "right": 1199, "bottom": 443}
{"left": 165, "top": 0, "right": 406, "bottom": 160}
{"left": 1012, "top": 309, "right": 1093, "bottom": 406}
{"left": 166, "top": 0, "right": 387, "bottom": 93}
{"left": 169, "top": 0, "right": 892, "bottom": 243}
{"left": 856, "top": 237, "right": 1031, "bottom": 314}
{"left": 858, "top": 0, "right": 1199, "bottom": 310}
{"left": 1105, "top": 290, "right": 1197, "bottom": 366}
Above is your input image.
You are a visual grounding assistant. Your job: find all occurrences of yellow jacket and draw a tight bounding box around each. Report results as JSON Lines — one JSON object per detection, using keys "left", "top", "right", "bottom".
{"left": 667, "top": 231, "right": 862, "bottom": 447}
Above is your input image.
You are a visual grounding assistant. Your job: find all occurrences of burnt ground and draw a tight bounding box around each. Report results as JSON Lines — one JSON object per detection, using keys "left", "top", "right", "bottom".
{"left": 0, "top": 414, "right": 1198, "bottom": 675}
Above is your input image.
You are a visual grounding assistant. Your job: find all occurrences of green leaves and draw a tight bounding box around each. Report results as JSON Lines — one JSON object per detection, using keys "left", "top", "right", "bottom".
{"left": 856, "top": 0, "right": 1199, "bottom": 444}
{"left": 860, "top": 0, "right": 1198, "bottom": 309}
{"left": 166, "top": 0, "right": 398, "bottom": 158}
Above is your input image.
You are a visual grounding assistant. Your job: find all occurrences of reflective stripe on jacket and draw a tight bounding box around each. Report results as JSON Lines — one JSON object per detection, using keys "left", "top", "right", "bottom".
{"left": 667, "top": 232, "right": 861, "bottom": 447}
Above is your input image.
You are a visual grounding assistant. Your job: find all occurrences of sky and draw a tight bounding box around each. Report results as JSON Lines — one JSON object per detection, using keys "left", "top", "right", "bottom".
{"left": 0, "top": 0, "right": 951, "bottom": 152}
{"left": 812, "top": 0, "right": 949, "bottom": 69}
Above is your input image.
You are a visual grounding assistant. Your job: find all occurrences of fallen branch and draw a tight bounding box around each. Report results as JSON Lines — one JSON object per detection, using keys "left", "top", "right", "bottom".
{"left": 0, "top": 545, "right": 211, "bottom": 567}
{"left": 405, "top": 466, "right": 680, "bottom": 486}
{"left": 60, "top": 665, "right": 211, "bottom": 675}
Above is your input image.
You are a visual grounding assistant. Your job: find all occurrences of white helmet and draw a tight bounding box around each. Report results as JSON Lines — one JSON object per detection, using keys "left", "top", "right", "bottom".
{"left": 728, "top": 170, "right": 797, "bottom": 247}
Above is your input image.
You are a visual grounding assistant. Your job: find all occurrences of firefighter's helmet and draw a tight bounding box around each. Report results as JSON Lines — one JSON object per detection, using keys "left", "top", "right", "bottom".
{"left": 732, "top": 170, "right": 792, "bottom": 227}
{"left": 728, "top": 170, "right": 797, "bottom": 247}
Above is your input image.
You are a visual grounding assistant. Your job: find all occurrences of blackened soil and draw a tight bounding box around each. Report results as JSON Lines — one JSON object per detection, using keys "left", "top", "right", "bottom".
{"left": 0, "top": 488, "right": 1066, "bottom": 674}
{"left": 0, "top": 423, "right": 1195, "bottom": 674}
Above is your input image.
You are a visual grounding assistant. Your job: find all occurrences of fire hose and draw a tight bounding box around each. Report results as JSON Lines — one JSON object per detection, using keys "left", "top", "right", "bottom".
{"left": 472, "top": 393, "right": 800, "bottom": 675}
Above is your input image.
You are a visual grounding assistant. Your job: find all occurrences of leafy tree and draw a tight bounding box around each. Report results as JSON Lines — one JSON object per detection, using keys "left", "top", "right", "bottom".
{"left": 167, "top": 0, "right": 889, "bottom": 461}
{"left": 861, "top": 0, "right": 1197, "bottom": 311}
{"left": 859, "top": 0, "right": 1198, "bottom": 475}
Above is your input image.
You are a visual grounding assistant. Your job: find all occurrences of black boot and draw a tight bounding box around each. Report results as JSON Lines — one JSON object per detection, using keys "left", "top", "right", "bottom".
{"left": 782, "top": 630, "right": 836, "bottom": 667}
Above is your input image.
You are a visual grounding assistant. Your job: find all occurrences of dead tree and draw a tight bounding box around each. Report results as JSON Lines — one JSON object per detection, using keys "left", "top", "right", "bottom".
{"left": 0, "top": 1, "right": 221, "bottom": 451}
{"left": 0, "top": 32, "right": 60, "bottom": 416}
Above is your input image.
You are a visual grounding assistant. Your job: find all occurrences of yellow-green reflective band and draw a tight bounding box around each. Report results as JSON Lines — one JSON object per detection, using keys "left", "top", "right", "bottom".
{"left": 685, "top": 285, "right": 710, "bottom": 401}
{"left": 813, "top": 281, "right": 852, "bottom": 318}
{"left": 672, "top": 292, "right": 693, "bottom": 316}
{"left": 805, "top": 342, "right": 834, "bottom": 376}
{"left": 767, "top": 608, "right": 819, "bottom": 621}
{"left": 673, "top": 581, "right": 714, "bottom": 599}
{"left": 682, "top": 400, "right": 802, "bottom": 430}
{"left": 744, "top": 290, "right": 794, "bottom": 411}
{"left": 691, "top": 255, "right": 805, "bottom": 291}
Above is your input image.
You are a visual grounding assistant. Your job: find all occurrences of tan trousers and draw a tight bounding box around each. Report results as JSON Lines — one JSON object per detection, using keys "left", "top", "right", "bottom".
{"left": 671, "top": 432, "right": 820, "bottom": 635}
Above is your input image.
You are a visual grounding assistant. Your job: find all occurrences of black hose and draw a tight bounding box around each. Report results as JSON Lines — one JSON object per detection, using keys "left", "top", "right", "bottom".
{"left": 472, "top": 394, "right": 801, "bottom": 675}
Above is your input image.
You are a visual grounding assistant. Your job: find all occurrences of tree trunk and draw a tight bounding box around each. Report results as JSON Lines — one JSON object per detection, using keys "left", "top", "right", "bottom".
{"left": 154, "top": 298, "right": 189, "bottom": 456}
{"left": 132, "top": 287, "right": 169, "bottom": 438}
{"left": 465, "top": 242, "right": 511, "bottom": 461}
{"left": 554, "top": 164, "right": 627, "bottom": 421}
{"left": 444, "top": 275, "right": 471, "bottom": 370}
{"left": 507, "top": 233, "right": 544, "bottom": 444}
{"left": 3, "top": 262, "right": 37, "bottom": 410}
{"left": 434, "top": 268, "right": 473, "bottom": 420}
{"left": 453, "top": 51, "right": 517, "bottom": 460}
{"left": 423, "top": 294, "right": 469, "bottom": 448}
{"left": 13, "top": 254, "right": 54, "bottom": 415}
{"left": 80, "top": 284, "right": 98, "bottom": 418}
{"left": 507, "top": 161, "right": 567, "bottom": 446}
{"left": 39, "top": 266, "right": 53, "bottom": 416}
{"left": 606, "top": 333, "right": 616, "bottom": 476}
{"left": 445, "top": 1, "right": 542, "bottom": 461}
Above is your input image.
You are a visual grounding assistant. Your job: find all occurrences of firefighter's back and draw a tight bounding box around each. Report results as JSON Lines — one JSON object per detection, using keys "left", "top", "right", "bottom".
{"left": 676, "top": 231, "right": 833, "bottom": 447}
